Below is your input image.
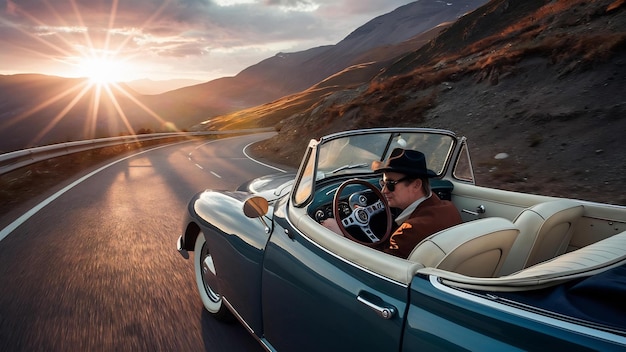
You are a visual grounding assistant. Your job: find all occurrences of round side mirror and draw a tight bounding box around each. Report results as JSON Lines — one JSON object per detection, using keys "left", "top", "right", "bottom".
{"left": 243, "top": 196, "right": 269, "bottom": 218}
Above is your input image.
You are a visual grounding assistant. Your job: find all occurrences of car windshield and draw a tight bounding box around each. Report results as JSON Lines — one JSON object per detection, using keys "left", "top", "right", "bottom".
{"left": 293, "top": 129, "right": 456, "bottom": 205}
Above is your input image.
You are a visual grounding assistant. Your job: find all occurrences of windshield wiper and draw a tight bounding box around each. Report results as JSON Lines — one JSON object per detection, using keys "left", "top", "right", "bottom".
{"left": 330, "top": 163, "right": 369, "bottom": 174}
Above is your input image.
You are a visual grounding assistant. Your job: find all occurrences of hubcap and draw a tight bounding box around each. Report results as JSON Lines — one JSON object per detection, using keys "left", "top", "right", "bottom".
{"left": 201, "top": 245, "right": 221, "bottom": 303}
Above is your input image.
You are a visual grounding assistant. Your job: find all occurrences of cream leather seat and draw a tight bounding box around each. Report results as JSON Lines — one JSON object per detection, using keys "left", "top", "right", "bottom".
{"left": 500, "top": 199, "right": 584, "bottom": 276}
{"left": 407, "top": 217, "right": 519, "bottom": 278}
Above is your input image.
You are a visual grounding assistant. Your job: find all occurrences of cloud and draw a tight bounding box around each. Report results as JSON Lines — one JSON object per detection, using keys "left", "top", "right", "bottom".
{"left": 0, "top": 0, "right": 413, "bottom": 80}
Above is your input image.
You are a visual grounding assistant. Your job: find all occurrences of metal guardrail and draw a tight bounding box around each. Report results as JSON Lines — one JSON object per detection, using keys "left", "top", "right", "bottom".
{"left": 0, "top": 129, "right": 274, "bottom": 175}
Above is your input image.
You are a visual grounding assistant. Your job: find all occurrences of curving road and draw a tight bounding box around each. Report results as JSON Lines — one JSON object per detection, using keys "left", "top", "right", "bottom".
{"left": 0, "top": 132, "right": 289, "bottom": 351}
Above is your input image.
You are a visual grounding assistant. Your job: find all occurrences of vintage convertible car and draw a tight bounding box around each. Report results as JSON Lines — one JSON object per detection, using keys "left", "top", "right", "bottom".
{"left": 177, "top": 128, "right": 626, "bottom": 351}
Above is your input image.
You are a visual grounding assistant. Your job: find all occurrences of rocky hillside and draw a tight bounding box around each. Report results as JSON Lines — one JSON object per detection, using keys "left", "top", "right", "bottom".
{"left": 236, "top": 0, "right": 626, "bottom": 205}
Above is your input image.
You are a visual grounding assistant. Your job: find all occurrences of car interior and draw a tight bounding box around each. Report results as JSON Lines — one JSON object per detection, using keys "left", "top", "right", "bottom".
{"left": 297, "top": 173, "right": 626, "bottom": 292}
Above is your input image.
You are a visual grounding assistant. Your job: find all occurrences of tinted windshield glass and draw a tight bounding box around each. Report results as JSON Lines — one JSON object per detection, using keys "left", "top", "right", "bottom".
{"left": 293, "top": 130, "right": 456, "bottom": 207}
{"left": 317, "top": 131, "right": 454, "bottom": 178}
{"left": 317, "top": 133, "right": 392, "bottom": 174}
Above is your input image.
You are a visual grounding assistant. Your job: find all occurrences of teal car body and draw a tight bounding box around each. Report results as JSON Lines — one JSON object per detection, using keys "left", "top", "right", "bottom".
{"left": 177, "top": 128, "right": 626, "bottom": 351}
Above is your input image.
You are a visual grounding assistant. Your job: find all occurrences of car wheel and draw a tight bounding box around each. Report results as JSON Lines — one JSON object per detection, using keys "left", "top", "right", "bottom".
{"left": 194, "top": 232, "right": 233, "bottom": 321}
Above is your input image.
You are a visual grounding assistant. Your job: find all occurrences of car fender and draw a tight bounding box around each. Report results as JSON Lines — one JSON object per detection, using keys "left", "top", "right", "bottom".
{"left": 182, "top": 190, "right": 273, "bottom": 252}
{"left": 182, "top": 190, "right": 274, "bottom": 334}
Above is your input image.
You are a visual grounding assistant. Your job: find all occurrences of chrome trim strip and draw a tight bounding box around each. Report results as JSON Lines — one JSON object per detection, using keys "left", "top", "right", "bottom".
{"left": 223, "top": 297, "right": 254, "bottom": 334}
{"left": 428, "top": 276, "right": 626, "bottom": 345}
{"left": 320, "top": 127, "right": 456, "bottom": 142}
{"left": 223, "top": 297, "right": 276, "bottom": 352}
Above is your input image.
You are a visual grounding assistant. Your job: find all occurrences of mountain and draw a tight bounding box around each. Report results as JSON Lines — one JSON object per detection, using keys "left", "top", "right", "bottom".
{"left": 238, "top": 0, "right": 489, "bottom": 93}
{"left": 197, "top": 20, "right": 459, "bottom": 132}
{"left": 222, "top": 0, "right": 626, "bottom": 205}
{"left": 0, "top": 0, "right": 488, "bottom": 153}
{"left": 141, "top": 0, "right": 489, "bottom": 127}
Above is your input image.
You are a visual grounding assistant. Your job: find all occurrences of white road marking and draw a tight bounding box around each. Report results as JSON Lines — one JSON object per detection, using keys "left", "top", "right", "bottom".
{"left": 1, "top": 133, "right": 284, "bottom": 243}
{"left": 243, "top": 142, "right": 287, "bottom": 173}
{"left": 189, "top": 136, "right": 287, "bottom": 174}
{"left": 195, "top": 163, "right": 204, "bottom": 170}
{"left": 0, "top": 143, "right": 183, "bottom": 243}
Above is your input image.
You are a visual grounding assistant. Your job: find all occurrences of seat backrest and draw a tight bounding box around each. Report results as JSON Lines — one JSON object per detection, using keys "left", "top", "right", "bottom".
{"left": 407, "top": 217, "right": 519, "bottom": 278}
{"left": 500, "top": 199, "right": 584, "bottom": 276}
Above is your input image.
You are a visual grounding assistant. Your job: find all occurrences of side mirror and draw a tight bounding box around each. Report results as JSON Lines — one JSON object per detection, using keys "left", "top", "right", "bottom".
{"left": 243, "top": 196, "right": 269, "bottom": 218}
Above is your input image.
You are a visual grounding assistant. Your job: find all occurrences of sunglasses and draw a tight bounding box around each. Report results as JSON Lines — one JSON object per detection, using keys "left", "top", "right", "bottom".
{"left": 379, "top": 176, "right": 410, "bottom": 192}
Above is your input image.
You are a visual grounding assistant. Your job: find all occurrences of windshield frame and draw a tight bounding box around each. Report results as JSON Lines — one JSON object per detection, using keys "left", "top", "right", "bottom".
{"left": 291, "top": 128, "right": 458, "bottom": 207}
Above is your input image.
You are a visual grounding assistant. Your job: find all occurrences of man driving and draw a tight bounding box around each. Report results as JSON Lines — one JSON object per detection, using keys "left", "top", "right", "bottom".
{"left": 323, "top": 148, "right": 462, "bottom": 258}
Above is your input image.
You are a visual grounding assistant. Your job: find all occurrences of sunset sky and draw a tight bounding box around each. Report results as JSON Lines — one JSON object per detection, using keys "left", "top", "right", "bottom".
{"left": 0, "top": 0, "right": 414, "bottom": 83}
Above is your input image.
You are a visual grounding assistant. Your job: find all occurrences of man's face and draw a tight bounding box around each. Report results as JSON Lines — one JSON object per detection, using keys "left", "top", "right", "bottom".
{"left": 381, "top": 172, "right": 423, "bottom": 210}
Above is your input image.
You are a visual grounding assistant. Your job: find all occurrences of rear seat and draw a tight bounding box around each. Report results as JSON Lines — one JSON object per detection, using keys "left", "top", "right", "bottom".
{"left": 504, "top": 230, "right": 626, "bottom": 280}
{"left": 417, "top": 231, "right": 626, "bottom": 291}
{"left": 500, "top": 199, "right": 584, "bottom": 276}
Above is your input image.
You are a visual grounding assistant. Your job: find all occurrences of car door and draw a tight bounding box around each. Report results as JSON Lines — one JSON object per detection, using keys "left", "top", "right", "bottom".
{"left": 403, "top": 274, "right": 626, "bottom": 351}
{"left": 260, "top": 200, "right": 409, "bottom": 351}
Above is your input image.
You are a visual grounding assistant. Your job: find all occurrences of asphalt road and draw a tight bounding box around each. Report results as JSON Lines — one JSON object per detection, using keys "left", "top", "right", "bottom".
{"left": 0, "top": 132, "right": 287, "bottom": 351}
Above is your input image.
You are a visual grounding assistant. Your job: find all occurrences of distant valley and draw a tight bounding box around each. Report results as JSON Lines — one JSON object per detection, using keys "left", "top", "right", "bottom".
{"left": 124, "top": 78, "right": 204, "bottom": 95}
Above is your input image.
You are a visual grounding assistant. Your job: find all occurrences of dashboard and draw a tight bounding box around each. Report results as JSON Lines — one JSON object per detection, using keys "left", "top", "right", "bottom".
{"left": 310, "top": 188, "right": 381, "bottom": 223}
{"left": 313, "top": 201, "right": 352, "bottom": 222}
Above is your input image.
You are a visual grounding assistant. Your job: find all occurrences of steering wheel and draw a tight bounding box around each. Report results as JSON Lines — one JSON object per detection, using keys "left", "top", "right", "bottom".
{"left": 333, "top": 179, "right": 392, "bottom": 247}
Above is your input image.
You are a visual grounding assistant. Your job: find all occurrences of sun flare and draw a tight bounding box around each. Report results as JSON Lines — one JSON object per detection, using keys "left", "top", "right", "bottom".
{"left": 78, "top": 56, "right": 127, "bottom": 84}
{"left": 2, "top": 0, "right": 174, "bottom": 148}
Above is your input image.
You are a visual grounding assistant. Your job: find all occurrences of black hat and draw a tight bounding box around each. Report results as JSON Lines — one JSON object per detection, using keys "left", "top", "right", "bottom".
{"left": 373, "top": 148, "right": 437, "bottom": 178}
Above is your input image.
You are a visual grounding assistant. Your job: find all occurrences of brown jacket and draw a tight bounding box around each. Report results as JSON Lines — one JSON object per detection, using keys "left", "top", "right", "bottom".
{"left": 381, "top": 194, "right": 462, "bottom": 259}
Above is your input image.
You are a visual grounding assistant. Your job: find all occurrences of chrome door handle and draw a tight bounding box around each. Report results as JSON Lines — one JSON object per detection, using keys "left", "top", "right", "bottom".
{"left": 462, "top": 204, "right": 486, "bottom": 216}
{"left": 357, "top": 295, "right": 396, "bottom": 320}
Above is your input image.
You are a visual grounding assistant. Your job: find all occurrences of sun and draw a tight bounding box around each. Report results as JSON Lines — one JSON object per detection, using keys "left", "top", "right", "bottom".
{"left": 78, "top": 56, "right": 127, "bottom": 84}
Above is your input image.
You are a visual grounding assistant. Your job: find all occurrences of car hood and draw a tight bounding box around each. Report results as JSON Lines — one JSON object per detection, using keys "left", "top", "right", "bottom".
{"left": 238, "top": 172, "right": 295, "bottom": 200}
